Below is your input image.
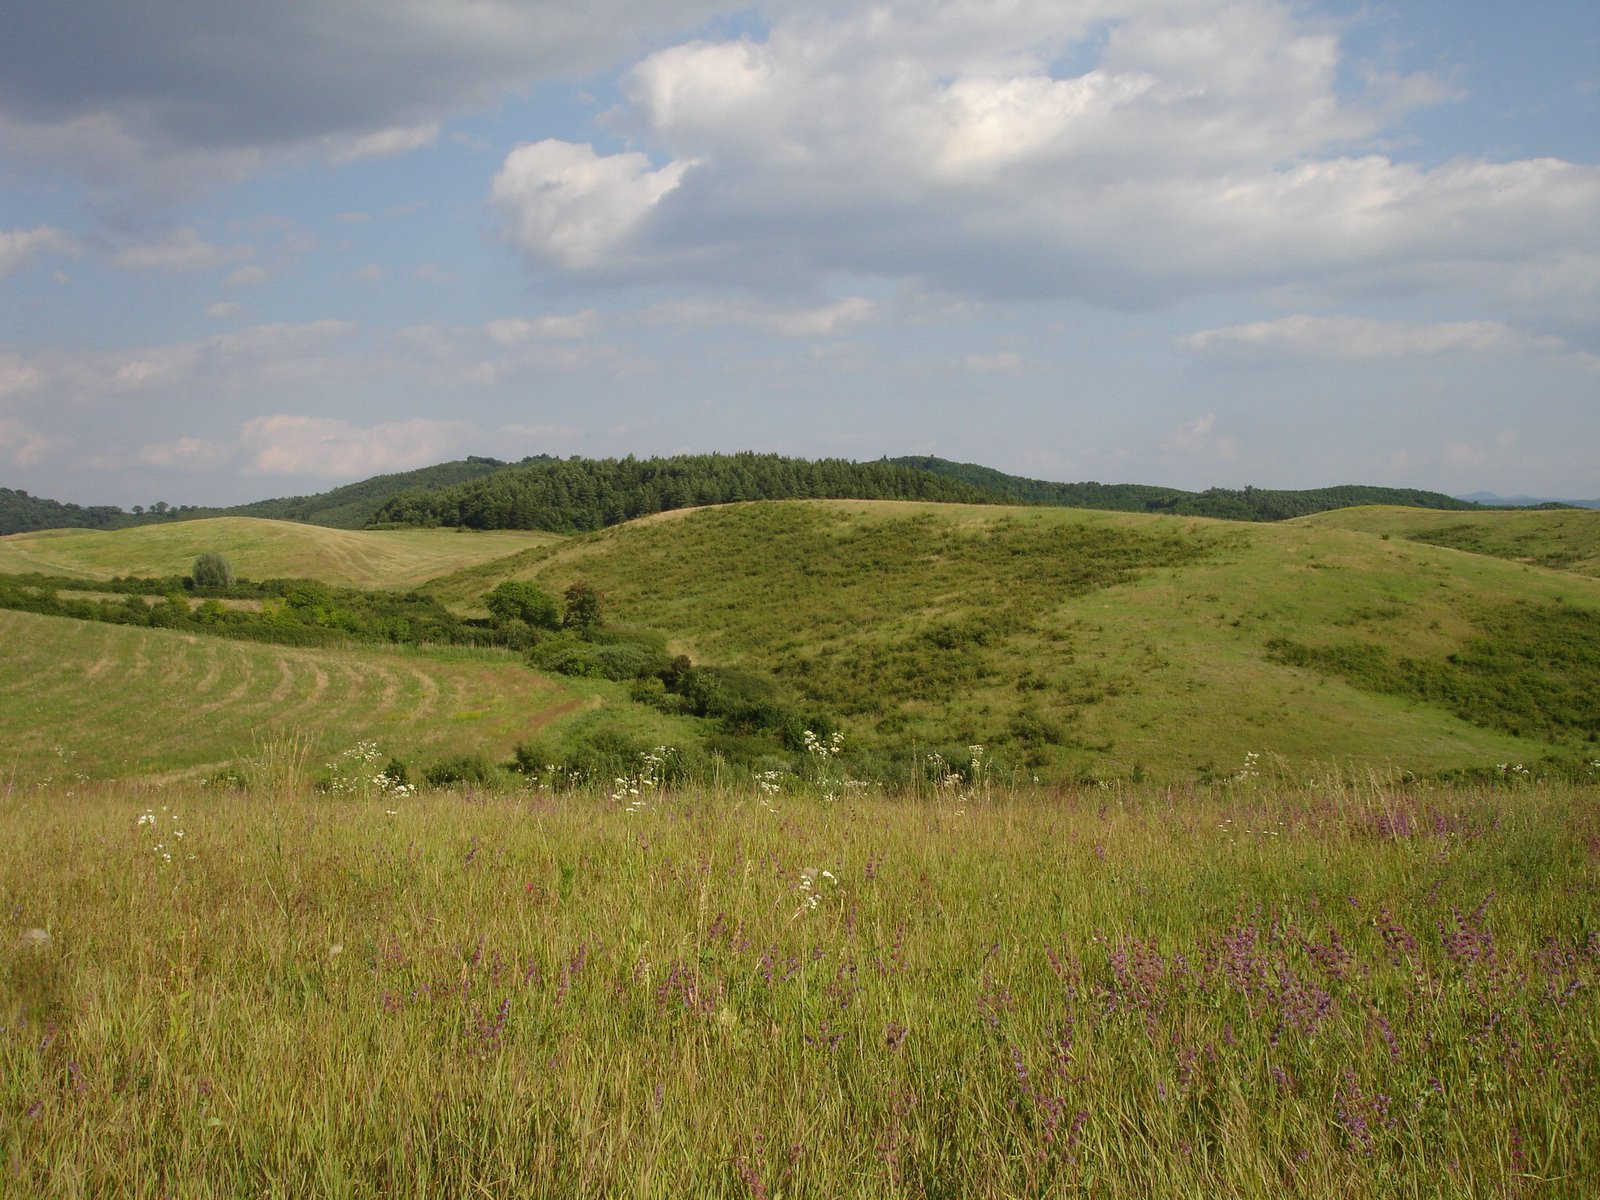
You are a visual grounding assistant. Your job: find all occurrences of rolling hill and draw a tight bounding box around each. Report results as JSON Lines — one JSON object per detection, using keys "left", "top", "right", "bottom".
{"left": 423, "top": 499, "right": 1600, "bottom": 783}
{"left": 1297, "top": 505, "right": 1600, "bottom": 578}
{"left": 0, "top": 517, "right": 560, "bottom": 589}
{"left": 4, "top": 499, "right": 1596, "bottom": 786}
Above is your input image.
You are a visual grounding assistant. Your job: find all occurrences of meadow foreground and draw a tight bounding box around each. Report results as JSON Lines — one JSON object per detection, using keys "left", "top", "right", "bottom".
{"left": 3, "top": 770, "right": 1595, "bottom": 1197}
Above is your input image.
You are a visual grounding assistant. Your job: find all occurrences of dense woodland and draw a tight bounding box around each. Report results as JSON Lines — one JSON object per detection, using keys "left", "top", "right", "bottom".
{"left": 0, "top": 451, "right": 1527, "bottom": 537}
{"left": 368, "top": 453, "right": 1001, "bottom": 531}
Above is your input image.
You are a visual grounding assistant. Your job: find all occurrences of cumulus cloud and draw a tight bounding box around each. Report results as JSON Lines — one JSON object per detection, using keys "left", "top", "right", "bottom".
{"left": 484, "top": 0, "right": 1598, "bottom": 317}
{"left": 1180, "top": 315, "right": 1570, "bottom": 361}
{"left": 239, "top": 414, "right": 473, "bottom": 478}
{"left": 491, "top": 140, "right": 694, "bottom": 268}
{"left": 0, "top": 225, "right": 78, "bottom": 277}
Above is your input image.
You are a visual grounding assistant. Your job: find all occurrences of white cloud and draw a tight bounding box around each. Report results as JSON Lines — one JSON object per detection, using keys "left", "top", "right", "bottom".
{"left": 1167, "top": 411, "right": 1238, "bottom": 460}
{"left": 0, "top": 418, "right": 56, "bottom": 467}
{"left": 963, "top": 351, "right": 1022, "bottom": 375}
{"left": 136, "top": 436, "right": 227, "bottom": 471}
{"left": 206, "top": 300, "right": 245, "bottom": 320}
{"left": 225, "top": 264, "right": 272, "bottom": 288}
{"left": 0, "top": 354, "right": 42, "bottom": 398}
{"left": 0, "top": 225, "right": 78, "bottom": 277}
{"left": 349, "top": 263, "right": 385, "bottom": 283}
{"left": 113, "top": 227, "right": 254, "bottom": 273}
{"left": 491, "top": 140, "right": 694, "bottom": 268}
{"left": 1181, "top": 315, "right": 1569, "bottom": 361}
{"left": 478, "top": 0, "right": 1599, "bottom": 320}
{"left": 324, "top": 122, "right": 439, "bottom": 164}
{"left": 486, "top": 311, "right": 603, "bottom": 343}
{"left": 239, "top": 414, "right": 472, "bottom": 478}
{"left": 647, "top": 296, "right": 878, "bottom": 336}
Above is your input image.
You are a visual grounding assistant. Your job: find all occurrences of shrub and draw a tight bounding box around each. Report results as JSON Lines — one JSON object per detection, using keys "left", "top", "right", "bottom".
{"left": 485, "top": 581, "right": 560, "bottom": 630}
{"left": 191, "top": 552, "right": 236, "bottom": 589}
{"left": 421, "top": 753, "right": 495, "bottom": 788}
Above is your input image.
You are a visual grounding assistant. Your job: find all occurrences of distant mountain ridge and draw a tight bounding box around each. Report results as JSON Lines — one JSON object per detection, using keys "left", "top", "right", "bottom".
{"left": 2, "top": 451, "right": 1508, "bottom": 536}
{"left": 1455, "top": 491, "right": 1600, "bottom": 511}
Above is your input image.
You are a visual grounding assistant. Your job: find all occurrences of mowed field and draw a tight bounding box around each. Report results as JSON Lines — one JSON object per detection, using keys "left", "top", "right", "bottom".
{"left": 0, "top": 609, "right": 585, "bottom": 782}
{"left": 0, "top": 517, "right": 561, "bottom": 589}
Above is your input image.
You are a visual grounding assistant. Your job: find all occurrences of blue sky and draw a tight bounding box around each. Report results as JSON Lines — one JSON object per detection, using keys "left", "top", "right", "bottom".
{"left": 1, "top": 0, "right": 1595, "bottom": 508}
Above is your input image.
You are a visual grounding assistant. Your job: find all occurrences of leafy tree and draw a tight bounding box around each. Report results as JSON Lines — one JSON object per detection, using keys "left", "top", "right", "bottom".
{"left": 191, "top": 551, "right": 236, "bottom": 589}
{"left": 485, "top": 580, "right": 559, "bottom": 629}
{"left": 563, "top": 581, "right": 603, "bottom": 635}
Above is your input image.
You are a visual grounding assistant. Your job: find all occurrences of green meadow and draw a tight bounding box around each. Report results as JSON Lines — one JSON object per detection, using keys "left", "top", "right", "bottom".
{"left": 426, "top": 501, "right": 1600, "bottom": 783}
{"left": 0, "top": 517, "right": 559, "bottom": 590}
{"left": 4, "top": 775, "right": 1596, "bottom": 1197}
{"left": 2, "top": 499, "right": 1597, "bottom": 1195}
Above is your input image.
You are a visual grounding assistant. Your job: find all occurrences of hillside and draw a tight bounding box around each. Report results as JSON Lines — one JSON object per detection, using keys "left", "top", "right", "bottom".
{"left": 0, "top": 609, "right": 594, "bottom": 782}
{"left": 0, "top": 517, "right": 560, "bottom": 589}
{"left": 227, "top": 456, "right": 519, "bottom": 528}
{"left": 892, "top": 456, "right": 1485, "bottom": 520}
{"left": 1297, "top": 505, "right": 1600, "bottom": 578}
{"left": 7, "top": 500, "right": 1596, "bottom": 786}
{"left": 424, "top": 500, "right": 1599, "bottom": 782}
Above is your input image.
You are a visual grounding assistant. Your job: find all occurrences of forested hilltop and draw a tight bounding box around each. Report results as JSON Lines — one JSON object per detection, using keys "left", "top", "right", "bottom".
{"left": 369, "top": 453, "right": 1000, "bottom": 531}
{"left": 891, "top": 456, "right": 1485, "bottom": 520}
{"left": 6, "top": 451, "right": 1507, "bottom": 537}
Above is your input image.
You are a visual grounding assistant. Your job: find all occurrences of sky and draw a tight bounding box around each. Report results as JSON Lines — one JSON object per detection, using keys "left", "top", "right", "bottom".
{"left": 0, "top": 0, "right": 1596, "bottom": 509}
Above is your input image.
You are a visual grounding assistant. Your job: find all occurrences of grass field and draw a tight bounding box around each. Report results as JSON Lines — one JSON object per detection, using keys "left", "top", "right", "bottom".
{"left": 0, "top": 518, "right": 561, "bottom": 589}
{"left": 0, "top": 609, "right": 596, "bottom": 783}
{"left": 1300, "top": 505, "right": 1600, "bottom": 579}
{"left": 426, "top": 501, "right": 1598, "bottom": 781}
{"left": 4, "top": 772, "right": 1595, "bottom": 1197}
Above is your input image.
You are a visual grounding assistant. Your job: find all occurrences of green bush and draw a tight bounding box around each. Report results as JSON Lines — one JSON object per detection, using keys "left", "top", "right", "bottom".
{"left": 421, "top": 753, "right": 496, "bottom": 788}
{"left": 191, "top": 552, "right": 236, "bottom": 590}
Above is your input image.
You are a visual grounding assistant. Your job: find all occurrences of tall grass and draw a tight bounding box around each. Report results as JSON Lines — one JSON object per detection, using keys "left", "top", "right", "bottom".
{"left": 4, "top": 774, "right": 1596, "bottom": 1197}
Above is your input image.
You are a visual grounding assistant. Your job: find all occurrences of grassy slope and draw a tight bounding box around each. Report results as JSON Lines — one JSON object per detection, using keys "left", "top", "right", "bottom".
{"left": 1299, "top": 504, "right": 1600, "bottom": 578}
{"left": 425, "top": 500, "right": 1595, "bottom": 780}
{"left": 0, "top": 517, "right": 561, "bottom": 589}
{"left": 0, "top": 609, "right": 609, "bottom": 781}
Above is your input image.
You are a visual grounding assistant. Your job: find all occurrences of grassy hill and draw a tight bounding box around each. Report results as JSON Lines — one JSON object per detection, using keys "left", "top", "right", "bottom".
{"left": 0, "top": 517, "right": 560, "bottom": 589}
{"left": 892, "top": 456, "right": 1484, "bottom": 520}
{"left": 6, "top": 501, "right": 1596, "bottom": 786}
{"left": 423, "top": 500, "right": 1599, "bottom": 782}
{"left": 1298, "top": 505, "right": 1600, "bottom": 578}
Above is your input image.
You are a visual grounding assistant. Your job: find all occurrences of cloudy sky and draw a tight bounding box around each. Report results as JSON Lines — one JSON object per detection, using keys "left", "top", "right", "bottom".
{"left": 1, "top": 0, "right": 1596, "bottom": 507}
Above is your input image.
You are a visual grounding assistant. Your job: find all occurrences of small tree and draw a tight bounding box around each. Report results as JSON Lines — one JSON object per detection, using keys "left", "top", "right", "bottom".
{"left": 191, "top": 551, "right": 235, "bottom": 589}
{"left": 485, "top": 580, "right": 560, "bottom": 630}
{"left": 563, "top": 580, "right": 603, "bottom": 636}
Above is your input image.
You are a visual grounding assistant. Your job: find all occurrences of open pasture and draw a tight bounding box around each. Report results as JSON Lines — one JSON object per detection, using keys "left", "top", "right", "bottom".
{"left": 0, "top": 518, "right": 561, "bottom": 590}
{"left": 428, "top": 500, "right": 1597, "bottom": 781}
{"left": 0, "top": 609, "right": 583, "bottom": 783}
{"left": 1299, "top": 505, "right": 1600, "bottom": 579}
{"left": 3, "top": 775, "right": 1595, "bottom": 1197}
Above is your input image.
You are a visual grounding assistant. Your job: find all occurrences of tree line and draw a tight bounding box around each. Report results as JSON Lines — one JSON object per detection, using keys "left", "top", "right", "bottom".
{"left": 368, "top": 453, "right": 1000, "bottom": 532}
